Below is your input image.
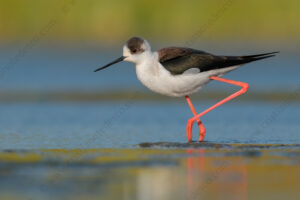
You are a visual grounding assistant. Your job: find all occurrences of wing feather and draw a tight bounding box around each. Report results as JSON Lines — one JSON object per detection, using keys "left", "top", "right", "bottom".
{"left": 158, "top": 47, "right": 278, "bottom": 75}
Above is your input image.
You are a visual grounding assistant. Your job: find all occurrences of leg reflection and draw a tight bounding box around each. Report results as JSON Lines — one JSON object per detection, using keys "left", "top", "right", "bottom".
{"left": 186, "top": 149, "right": 248, "bottom": 200}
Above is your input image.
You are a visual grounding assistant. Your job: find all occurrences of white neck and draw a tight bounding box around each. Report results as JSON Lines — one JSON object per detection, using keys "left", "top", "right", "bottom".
{"left": 136, "top": 51, "right": 159, "bottom": 75}
{"left": 135, "top": 51, "right": 165, "bottom": 93}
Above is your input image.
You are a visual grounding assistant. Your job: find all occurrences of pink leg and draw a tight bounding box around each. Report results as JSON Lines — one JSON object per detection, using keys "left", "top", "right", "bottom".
{"left": 186, "top": 76, "right": 249, "bottom": 142}
{"left": 185, "top": 96, "right": 206, "bottom": 142}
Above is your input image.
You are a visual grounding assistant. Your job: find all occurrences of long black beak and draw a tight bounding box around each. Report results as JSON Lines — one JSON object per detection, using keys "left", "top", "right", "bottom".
{"left": 94, "top": 56, "right": 125, "bottom": 72}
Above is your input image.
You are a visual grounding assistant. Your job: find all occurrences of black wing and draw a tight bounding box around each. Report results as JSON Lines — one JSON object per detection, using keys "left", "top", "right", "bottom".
{"left": 158, "top": 47, "right": 278, "bottom": 75}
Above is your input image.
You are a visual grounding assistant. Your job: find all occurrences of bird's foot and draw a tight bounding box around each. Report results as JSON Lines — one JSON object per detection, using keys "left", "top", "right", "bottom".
{"left": 197, "top": 120, "right": 206, "bottom": 142}
{"left": 186, "top": 118, "right": 206, "bottom": 143}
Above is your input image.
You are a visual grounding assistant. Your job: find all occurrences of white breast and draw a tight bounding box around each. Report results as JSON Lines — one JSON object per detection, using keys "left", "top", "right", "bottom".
{"left": 135, "top": 52, "right": 239, "bottom": 97}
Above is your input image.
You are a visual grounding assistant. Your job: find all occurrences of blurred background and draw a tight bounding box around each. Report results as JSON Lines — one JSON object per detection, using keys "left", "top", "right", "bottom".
{"left": 0, "top": 0, "right": 299, "bottom": 44}
{"left": 0, "top": 0, "right": 299, "bottom": 148}
{"left": 0, "top": 0, "right": 299, "bottom": 91}
{"left": 0, "top": 1, "right": 300, "bottom": 199}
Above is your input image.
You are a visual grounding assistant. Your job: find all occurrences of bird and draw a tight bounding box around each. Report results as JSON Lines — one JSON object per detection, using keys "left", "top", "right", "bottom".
{"left": 94, "top": 36, "right": 278, "bottom": 142}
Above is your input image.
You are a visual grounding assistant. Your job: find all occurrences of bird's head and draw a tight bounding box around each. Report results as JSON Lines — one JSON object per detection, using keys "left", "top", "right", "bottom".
{"left": 94, "top": 36, "right": 151, "bottom": 72}
{"left": 123, "top": 36, "right": 151, "bottom": 63}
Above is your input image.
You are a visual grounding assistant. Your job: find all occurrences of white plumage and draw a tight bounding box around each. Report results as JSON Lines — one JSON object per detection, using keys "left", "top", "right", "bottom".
{"left": 123, "top": 41, "right": 238, "bottom": 97}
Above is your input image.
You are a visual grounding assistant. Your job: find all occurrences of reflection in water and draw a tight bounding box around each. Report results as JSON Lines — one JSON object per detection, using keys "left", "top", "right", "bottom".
{"left": 133, "top": 148, "right": 248, "bottom": 200}
{"left": 186, "top": 149, "right": 248, "bottom": 200}
{"left": 1, "top": 147, "right": 300, "bottom": 200}
{"left": 137, "top": 167, "right": 183, "bottom": 200}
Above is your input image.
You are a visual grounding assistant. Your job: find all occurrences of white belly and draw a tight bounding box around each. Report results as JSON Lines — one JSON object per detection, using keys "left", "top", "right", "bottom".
{"left": 136, "top": 59, "right": 239, "bottom": 97}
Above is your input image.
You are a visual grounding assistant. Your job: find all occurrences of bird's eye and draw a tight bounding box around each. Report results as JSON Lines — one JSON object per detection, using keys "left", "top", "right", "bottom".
{"left": 132, "top": 49, "right": 137, "bottom": 53}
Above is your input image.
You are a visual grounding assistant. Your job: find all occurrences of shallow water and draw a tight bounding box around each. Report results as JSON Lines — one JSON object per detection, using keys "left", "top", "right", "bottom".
{"left": 1, "top": 145, "right": 300, "bottom": 200}
{"left": 0, "top": 100, "right": 299, "bottom": 149}
{"left": 0, "top": 46, "right": 299, "bottom": 148}
{"left": 0, "top": 46, "right": 300, "bottom": 199}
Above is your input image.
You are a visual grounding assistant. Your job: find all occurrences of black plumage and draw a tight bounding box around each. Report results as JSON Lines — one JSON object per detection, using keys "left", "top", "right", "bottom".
{"left": 158, "top": 47, "right": 278, "bottom": 75}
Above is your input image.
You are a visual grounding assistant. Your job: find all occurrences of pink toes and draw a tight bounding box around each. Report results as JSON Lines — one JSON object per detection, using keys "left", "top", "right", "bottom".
{"left": 198, "top": 122, "right": 206, "bottom": 142}
{"left": 186, "top": 118, "right": 206, "bottom": 143}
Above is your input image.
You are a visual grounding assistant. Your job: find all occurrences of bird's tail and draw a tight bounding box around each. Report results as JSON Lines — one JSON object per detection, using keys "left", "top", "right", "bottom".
{"left": 241, "top": 51, "right": 279, "bottom": 62}
{"left": 225, "top": 51, "right": 279, "bottom": 66}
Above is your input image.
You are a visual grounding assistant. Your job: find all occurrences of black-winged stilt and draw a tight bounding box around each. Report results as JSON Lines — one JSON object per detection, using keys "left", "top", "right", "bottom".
{"left": 94, "top": 36, "right": 278, "bottom": 142}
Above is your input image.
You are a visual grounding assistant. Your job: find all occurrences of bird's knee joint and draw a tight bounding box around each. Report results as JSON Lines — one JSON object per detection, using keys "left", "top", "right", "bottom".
{"left": 241, "top": 83, "right": 249, "bottom": 93}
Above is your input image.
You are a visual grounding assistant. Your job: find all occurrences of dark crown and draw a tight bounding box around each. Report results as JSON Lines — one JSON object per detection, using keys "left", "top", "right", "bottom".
{"left": 126, "top": 37, "right": 145, "bottom": 54}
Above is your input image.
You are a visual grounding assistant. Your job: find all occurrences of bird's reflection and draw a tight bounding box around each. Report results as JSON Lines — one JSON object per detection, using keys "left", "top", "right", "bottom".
{"left": 186, "top": 148, "right": 248, "bottom": 200}
{"left": 135, "top": 147, "right": 248, "bottom": 200}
